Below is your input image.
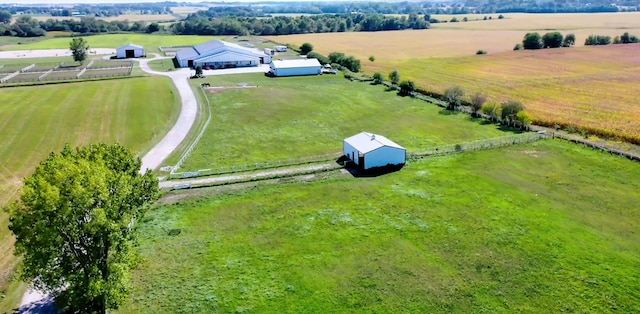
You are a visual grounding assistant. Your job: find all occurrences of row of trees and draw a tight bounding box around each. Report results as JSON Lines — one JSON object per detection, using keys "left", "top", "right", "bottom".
{"left": 372, "top": 70, "right": 531, "bottom": 128}
{"left": 584, "top": 32, "right": 640, "bottom": 45}
{"left": 0, "top": 3, "right": 171, "bottom": 17}
{"left": 0, "top": 15, "right": 165, "bottom": 37}
{"left": 519, "top": 32, "right": 576, "bottom": 50}
{"left": 171, "top": 13, "right": 430, "bottom": 36}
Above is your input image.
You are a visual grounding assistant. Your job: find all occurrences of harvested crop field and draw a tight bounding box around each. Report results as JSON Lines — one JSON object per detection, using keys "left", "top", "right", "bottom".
{"left": 366, "top": 45, "right": 640, "bottom": 143}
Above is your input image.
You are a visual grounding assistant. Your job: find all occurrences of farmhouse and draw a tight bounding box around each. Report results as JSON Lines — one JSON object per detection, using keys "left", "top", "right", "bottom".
{"left": 116, "top": 43, "right": 144, "bottom": 59}
{"left": 343, "top": 132, "right": 406, "bottom": 170}
{"left": 174, "top": 40, "right": 271, "bottom": 68}
{"left": 269, "top": 58, "right": 322, "bottom": 77}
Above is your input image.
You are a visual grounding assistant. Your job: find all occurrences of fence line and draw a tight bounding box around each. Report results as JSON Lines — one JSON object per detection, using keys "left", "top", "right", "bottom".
{"left": 408, "top": 132, "right": 546, "bottom": 159}
{"left": 168, "top": 152, "right": 342, "bottom": 180}
{"left": 169, "top": 85, "right": 213, "bottom": 176}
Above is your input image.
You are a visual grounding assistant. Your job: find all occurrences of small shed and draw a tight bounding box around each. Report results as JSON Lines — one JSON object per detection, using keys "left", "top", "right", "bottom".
{"left": 274, "top": 45, "right": 288, "bottom": 52}
{"left": 116, "top": 43, "right": 144, "bottom": 58}
{"left": 269, "top": 58, "right": 322, "bottom": 77}
{"left": 343, "top": 132, "right": 406, "bottom": 170}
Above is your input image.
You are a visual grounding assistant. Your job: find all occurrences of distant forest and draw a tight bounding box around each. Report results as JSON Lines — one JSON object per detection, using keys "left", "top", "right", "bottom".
{"left": 1, "top": 0, "right": 639, "bottom": 38}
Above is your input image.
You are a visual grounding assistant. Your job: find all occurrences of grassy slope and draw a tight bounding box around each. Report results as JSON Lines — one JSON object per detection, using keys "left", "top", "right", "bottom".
{"left": 119, "top": 139, "right": 640, "bottom": 313}
{"left": 0, "top": 77, "right": 180, "bottom": 312}
{"left": 180, "top": 74, "right": 515, "bottom": 171}
{"left": 1, "top": 34, "right": 224, "bottom": 53}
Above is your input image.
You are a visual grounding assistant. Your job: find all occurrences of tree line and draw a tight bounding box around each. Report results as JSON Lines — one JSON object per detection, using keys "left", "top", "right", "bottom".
{"left": 0, "top": 14, "right": 165, "bottom": 37}
{"left": 584, "top": 32, "right": 640, "bottom": 45}
{"left": 517, "top": 32, "right": 576, "bottom": 50}
{"left": 372, "top": 70, "right": 532, "bottom": 129}
{"left": 171, "top": 13, "right": 430, "bottom": 36}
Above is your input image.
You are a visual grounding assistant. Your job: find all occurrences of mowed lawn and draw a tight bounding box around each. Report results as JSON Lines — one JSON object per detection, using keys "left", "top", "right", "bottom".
{"left": 179, "top": 74, "right": 514, "bottom": 171}
{"left": 0, "top": 77, "right": 179, "bottom": 311}
{"left": 1, "top": 34, "right": 224, "bottom": 53}
{"left": 119, "top": 139, "right": 640, "bottom": 313}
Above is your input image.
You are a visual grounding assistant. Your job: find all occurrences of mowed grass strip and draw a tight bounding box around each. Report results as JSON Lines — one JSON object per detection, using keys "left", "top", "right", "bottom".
{"left": 3, "top": 34, "right": 224, "bottom": 53}
{"left": 0, "top": 77, "right": 180, "bottom": 312}
{"left": 119, "top": 139, "right": 640, "bottom": 313}
{"left": 180, "top": 74, "right": 514, "bottom": 171}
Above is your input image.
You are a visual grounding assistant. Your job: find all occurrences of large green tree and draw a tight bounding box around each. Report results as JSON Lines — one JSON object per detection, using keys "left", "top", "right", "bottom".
{"left": 522, "top": 32, "right": 543, "bottom": 49}
{"left": 6, "top": 143, "right": 158, "bottom": 314}
{"left": 299, "top": 42, "right": 313, "bottom": 55}
{"left": 69, "top": 37, "right": 89, "bottom": 65}
{"left": 388, "top": 70, "right": 400, "bottom": 85}
{"left": 0, "top": 10, "right": 12, "bottom": 24}
{"left": 542, "top": 32, "right": 564, "bottom": 48}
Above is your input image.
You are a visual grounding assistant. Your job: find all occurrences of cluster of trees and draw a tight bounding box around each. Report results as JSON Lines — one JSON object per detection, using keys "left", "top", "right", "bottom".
{"left": 307, "top": 50, "right": 361, "bottom": 72}
{"left": 0, "top": 3, "right": 171, "bottom": 17}
{"left": 0, "top": 14, "right": 165, "bottom": 37}
{"left": 585, "top": 32, "right": 639, "bottom": 45}
{"left": 371, "top": 70, "right": 531, "bottom": 128}
{"left": 519, "top": 32, "right": 576, "bottom": 49}
{"left": 5, "top": 143, "right": 158, "bottom": 313}
{"left": 171, "top": 13, "right": 430, "bottom": 36}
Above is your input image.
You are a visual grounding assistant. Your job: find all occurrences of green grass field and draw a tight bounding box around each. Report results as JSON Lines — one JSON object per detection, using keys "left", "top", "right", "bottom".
{"left": 178, "top": 74, "right": 516, "bottom": 171}
{"left": 118, "top": 139, "right": 640, "bottom": 313}
{"left": 0, "top": 77, "right": 180, "bottom": 312}
{"left": 1, "top": 34, "right": 224, "bottom": 53}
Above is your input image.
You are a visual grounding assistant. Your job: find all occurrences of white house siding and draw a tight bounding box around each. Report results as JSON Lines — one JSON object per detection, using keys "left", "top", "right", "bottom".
{"left": 272, "top": 66, "right": 321, "bottom": 77}
{"left": 363, "top": 147, "right": 406, "bottom": 169}
{"left": 343, "top": 141, "right": 361, "bottom": 166}
{"left": 116, "top": 45, "right": 144, "bottom": 58}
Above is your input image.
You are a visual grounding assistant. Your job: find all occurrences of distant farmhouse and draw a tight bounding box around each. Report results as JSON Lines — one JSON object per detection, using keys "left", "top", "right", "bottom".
{"left": 344, "top": 132, "right": 406, "bottom": 170}
{"left": 116, "top": 43, "right": 144, "bottom": 59}
{"left": 268, "top": 58, "right": 322, "bottom": 77}
{"left": 175, "top": 40, "right": 271, "bottom": 69}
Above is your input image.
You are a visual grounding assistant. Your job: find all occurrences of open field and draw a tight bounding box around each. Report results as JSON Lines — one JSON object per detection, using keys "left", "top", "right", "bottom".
{"left": 0, "top": 77, "right": 180, "bottom": 312}
{"left": 118, "top": 139, "right": 640, "bottom": 313}
{"left": 1, "top": 34, "right": 224, "bottom": 53}
{"left": 178, "top": 74, "right": 516, "bottom": 171}
{"left": 1, "top": 59, "right": 134, "bottom": 84}
{"left": 366, "top": 45, "right": 640, "bottom": 144}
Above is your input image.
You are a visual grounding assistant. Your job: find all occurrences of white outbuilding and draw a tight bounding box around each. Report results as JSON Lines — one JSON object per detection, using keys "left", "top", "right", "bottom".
{"left": 269, "top": 58, "right": 322, "bottom": 77}
{"left": 116, "top": 43, "right": 144, "bottom": 58}
{"left": 343, "top": 132, "right": 406, "bottom": 170}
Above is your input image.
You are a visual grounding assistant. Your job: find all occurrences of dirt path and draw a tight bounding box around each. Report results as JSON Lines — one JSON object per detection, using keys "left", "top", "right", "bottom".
{"left": 160, "top": 163, "right": 341, "bottom": 189}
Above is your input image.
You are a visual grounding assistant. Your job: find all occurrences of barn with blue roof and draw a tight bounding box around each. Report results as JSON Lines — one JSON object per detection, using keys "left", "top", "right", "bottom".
{"left": 175, "top": 40, "right": 271, "bottom": 68}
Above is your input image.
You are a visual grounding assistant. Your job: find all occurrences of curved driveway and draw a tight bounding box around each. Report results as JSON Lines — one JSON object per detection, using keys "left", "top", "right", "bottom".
{"left": 138, "top": 56, "right": 197, "bottom": 172}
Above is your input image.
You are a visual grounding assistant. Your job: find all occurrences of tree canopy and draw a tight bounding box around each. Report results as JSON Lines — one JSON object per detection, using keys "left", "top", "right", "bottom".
{"left": 444, "top": 85, "right": 465, "bottom": 110}
{"left": 299, "top": 42, "right": 313, "bottom": 55}
{"left": 6, "top": 143, "right": 158, "bottom": 313}
{"left": 388, "top": 70, "right": 400, "bottom": 85}
{"left": 69, "top": 37, "right": 89, "bottom": 64}
{"left": 522, "top": 32, "right": 543, "bottom": 49}
{"left": 542, "top": 32, "right": 564, "bottom": 48}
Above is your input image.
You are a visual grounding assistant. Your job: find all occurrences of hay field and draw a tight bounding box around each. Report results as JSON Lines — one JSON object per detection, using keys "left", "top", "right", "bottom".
{"left": 266, "top": 12, "right": 640, "bottom": 59}
{"left": 368, "top": 45, "right": 640, "bottom": 143}
{"left": 266, "top": 12, "right": 640, "bottom": 142}
{"left": 0, "top": 77, "right": 179, "bottom": 311}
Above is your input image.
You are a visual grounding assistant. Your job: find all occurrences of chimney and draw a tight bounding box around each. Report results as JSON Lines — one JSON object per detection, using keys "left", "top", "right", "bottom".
{"left": 371, "top": 134, "right": 376, "bottom": 140}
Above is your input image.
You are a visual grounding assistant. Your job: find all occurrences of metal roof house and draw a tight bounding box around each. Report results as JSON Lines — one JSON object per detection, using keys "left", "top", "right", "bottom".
{"left": 116, "top": 43, "right": 144, "bottom": 58}
{"left": 269, "top": 58, "right": 322, "bottom": 77}
{"left": 343, "top": 132, "right": 406, "bottom": 170}
{"left": 174, "top": 40, "right": 271, "bottom": 68}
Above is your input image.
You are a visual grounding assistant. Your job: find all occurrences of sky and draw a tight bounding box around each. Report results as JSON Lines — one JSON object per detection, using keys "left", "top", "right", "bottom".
{"left": 0, "top": 0, "right": 332, "bottom": 3}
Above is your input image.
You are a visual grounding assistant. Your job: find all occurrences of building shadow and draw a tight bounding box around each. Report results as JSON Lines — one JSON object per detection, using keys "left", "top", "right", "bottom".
{"left": 336, "top": 156, "right": 404, "bottom": 178}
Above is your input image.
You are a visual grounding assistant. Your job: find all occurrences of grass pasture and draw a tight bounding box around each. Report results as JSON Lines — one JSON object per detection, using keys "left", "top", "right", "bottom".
{"left": 0, "top": 77, "right": 180, "bottom": 312}
{"left": 178, "top": 74, "right": 515, "bottom": 171}
{"left": 2, "top": 34, "right": 224, "bottom": 54}
{"left": 119, "top": 139, "right": 640, "bottom": 313}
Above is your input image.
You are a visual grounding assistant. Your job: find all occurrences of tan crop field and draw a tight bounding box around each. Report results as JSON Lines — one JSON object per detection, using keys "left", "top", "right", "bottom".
{"left": 266, "top": 12, "right": 640, "bottom": 143}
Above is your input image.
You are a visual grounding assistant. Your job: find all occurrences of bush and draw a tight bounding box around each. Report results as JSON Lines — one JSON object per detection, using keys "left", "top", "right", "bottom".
{"left": 585, "top": 34, "right": 612, "bottom": 45}
{"left": 513, "top": 43, "right": 523, "bottom": 50}
{"left": 476, "top": 50, "right": 487, "bottom": 55}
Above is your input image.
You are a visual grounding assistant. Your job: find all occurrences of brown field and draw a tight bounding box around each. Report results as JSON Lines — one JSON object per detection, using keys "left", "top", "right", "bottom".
{"left": 265, "top": 12, "right": 640, "bottom": 142}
